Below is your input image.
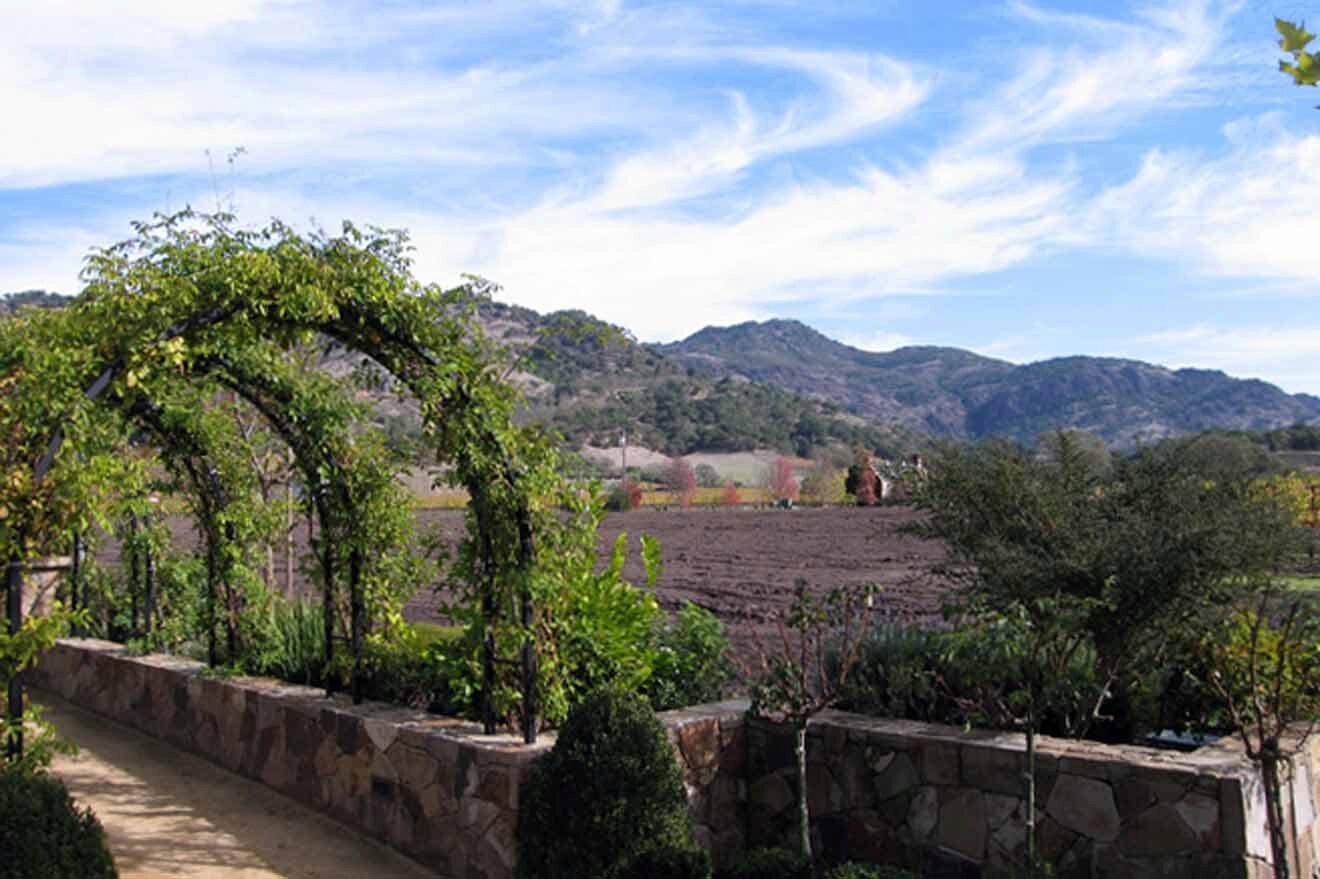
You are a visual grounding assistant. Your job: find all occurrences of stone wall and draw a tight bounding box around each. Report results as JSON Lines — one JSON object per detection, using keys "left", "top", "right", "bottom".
{"left": 659, "top": 701, "right": 749, "bottom": 870}
{"left": 1282, "top": 730, "right": 1320, "bottom": 879}
{"left": 742, "top": 710, "right": 1318, "bottom": 879}
{"left": 28, "top": 640, "right": 1318, "bottom": 879}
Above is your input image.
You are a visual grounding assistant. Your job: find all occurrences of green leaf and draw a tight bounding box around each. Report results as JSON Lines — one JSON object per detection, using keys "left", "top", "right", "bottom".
{"left": 1277, "top": 18, "right": 1315, "bottom": 53}
{"left": 608, "top": 532, "right": 628, "bottom": 579}
{"left": 640, "top": 534, "right": 662, "bottom": 589}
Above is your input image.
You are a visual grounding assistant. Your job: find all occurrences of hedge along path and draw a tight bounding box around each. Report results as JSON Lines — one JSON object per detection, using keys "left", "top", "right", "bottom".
{"left": 1, "top": 211, "right": 569, "bottom": 751}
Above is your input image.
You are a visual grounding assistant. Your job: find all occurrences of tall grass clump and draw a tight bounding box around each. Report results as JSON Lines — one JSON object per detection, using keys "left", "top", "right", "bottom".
{"left": 252, "top": 599, "right": 325, "bottom": 685}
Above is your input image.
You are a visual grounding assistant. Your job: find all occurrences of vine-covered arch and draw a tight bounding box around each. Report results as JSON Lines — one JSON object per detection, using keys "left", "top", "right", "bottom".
{"left": 3, "top": 211, "right": 563, "bottom": 744}
{"left": 118, "top": 393, "right": 240, "bottom": 667}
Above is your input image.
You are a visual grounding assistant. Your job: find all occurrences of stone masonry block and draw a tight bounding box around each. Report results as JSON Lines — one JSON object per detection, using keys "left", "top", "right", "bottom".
{"left": 1047, "top": 773, "right": 1120, "bottom": 842}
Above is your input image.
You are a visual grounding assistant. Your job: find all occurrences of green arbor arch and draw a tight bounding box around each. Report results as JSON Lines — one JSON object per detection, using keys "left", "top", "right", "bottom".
{"left": 3, "top": 213, "right": 555, "bottom": 745}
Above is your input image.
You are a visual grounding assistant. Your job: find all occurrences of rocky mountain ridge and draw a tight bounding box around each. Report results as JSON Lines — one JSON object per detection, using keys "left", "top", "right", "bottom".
{"left": 658, "top": 318, "right": 1320, "bottom": 447}
{"left": 7, "top": 290, "right": 1317, "bottom": 451}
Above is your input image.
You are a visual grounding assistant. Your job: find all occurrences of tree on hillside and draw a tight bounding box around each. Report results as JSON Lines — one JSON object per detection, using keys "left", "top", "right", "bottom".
{"left": 664, "top": 457, "right": 696, "bottom": 509}
{"left": 1035, "top": 429, "right": 1110, "bottom": 477}
{"left": 693, "top": 462, "right": 721, "bottom": 488}
{"left": 721, "top": 480, "right": 740, "bottom": 505}
{"left": 799, "top": 464, "right": 845, "bottom": 505}
{"left": 764, "top": 457, "right": 799, "bottom": 504}
{"left": 846, "top": 450, "right": 878, "bottom": 506}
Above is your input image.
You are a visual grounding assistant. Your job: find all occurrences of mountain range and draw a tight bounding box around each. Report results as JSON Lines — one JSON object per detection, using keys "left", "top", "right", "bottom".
{"left": 658, "top": 319, "right": 1320, "bottom": 448}
{"left": 5, "top": 289, "right": 1318, "bottom": 452}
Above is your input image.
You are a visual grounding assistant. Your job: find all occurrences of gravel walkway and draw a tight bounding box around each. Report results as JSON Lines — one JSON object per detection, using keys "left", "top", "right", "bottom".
{"left": 40, "top": 695, "right": 438, "bottom": 879}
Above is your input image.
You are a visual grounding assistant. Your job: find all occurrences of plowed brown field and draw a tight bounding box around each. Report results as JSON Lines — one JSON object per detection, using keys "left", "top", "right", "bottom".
{"left": 99, "top": 505, "right": 948, "bottom": 653}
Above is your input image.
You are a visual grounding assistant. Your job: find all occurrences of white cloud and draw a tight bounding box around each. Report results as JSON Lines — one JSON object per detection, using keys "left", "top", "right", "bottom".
{"left": 0, "top": 1, "right": 683, "bottom": 190}
{"left": 1124, "top": 323, "right": 1320, "bottom": 394}
{"left": 9, "top": 0, "right": 1298, "bottom": 385}
{"left": 1087, "top": 113, "right": 1320, "bottom": 284}
{"left": 439, "top": 155, "right": 1078, "bottom": 341}
{"left": 586, "top": 49, "right": 929, "bottom": 212}
{"left": 836, "top": 330, "right": 918, "bottom": 352}
{"left": 961, "top": 0, "right": 1228, "bottom": 152}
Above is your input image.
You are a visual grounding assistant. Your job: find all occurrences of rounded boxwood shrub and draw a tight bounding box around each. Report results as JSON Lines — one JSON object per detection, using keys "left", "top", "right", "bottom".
{"left": 625, "top": 844, "right": 713, "bottom": 879}
{"left": 723, "top": 848, "right": 811, "bottom": 879}
{"left": 516, "top": 687, "right": 693, "bottom": 879}
{"left": 0, "top": 770, "right": 117, "bottom": 879}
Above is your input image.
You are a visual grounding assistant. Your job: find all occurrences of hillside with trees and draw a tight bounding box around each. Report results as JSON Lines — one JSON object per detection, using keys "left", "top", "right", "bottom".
{"left": 2, "top": 291, "right": 914, "bottom": 461}
{"left": 484, "top": 302, "right": 913, "bottom": 457}
{"left": 660, "top": 318, "right": 1320, "bottom": 447}
{"left": 10, "top": 290, "right": 1317, "bottom": 456}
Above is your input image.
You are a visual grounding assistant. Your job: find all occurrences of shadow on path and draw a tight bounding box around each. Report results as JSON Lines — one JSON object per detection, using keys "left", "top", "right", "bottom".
{"left": 39, "top": 694, "right": 438, "bottom": 879}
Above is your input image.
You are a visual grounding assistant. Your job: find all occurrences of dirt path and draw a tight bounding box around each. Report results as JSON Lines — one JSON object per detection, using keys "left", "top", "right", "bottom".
{"left": 40, "top": 696, "right": 438, "bottom": 879}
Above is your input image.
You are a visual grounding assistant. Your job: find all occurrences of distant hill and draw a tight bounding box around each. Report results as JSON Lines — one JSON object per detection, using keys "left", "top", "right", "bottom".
{"left": 0, "top": 290, "right": 71, "bottom": 314}
{"left": 477, "top": 303, "right": 913, "bottom": 457}
{"left": 11, "top": 287, "right": 1316, "bottom": 453}
{"left": 659, "top": 319, "right": 1320, "bottom": 447}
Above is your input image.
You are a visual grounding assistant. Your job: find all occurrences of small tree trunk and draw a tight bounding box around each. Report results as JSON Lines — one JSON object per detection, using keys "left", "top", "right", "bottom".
{"left": 481, "top": 610, "right": 497, "bottom": 734}
{"left": 315, "top": 508, "right": 336, "bottom": 697}
{"left": 223, "top": 521, "right": 238, "bottom": 662}
{"left": 795, "top": 721, "right": 812, "bottom": 860}
{"left": 520, "top": 590, "right": 536, "bottom": 744}
{"left": 70, "top": 532, "right": 82, "bottom": 630}
{"left": 1261, "top": 748, "right": 1293, "bottom": 879}
{"left": 285, "top": 468, "right": 295, "bottom": 598}
{"left": 479, "top": 520, "right": 497, "bottom": 735}
{"left": 128, "top": 513, "right": 141, "bottom": 637}
{"left": 5, "top": 537, "right": 27, "bottom": 759}
{"left": 518, "top": 514, "right": 537, "bottom": 745}
{"left": 143, "top": 542, "right": 156, "bottom": 644}
{"left": 1021, "top": 688, "right": 1040, "bottom": 878}
{"left": 1025, "top": 721, "right": 1038, "bottom": 875}
{"left": 349, "top": 547, "right": 364, "bottom": 705}
{"left": 205, "top": 543, "right": 218, "bottom": 667}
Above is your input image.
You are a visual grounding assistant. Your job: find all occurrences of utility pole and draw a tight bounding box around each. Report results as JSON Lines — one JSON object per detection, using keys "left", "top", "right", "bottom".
{"left": 620, "top": 429, "right": 628, "bottom": 481}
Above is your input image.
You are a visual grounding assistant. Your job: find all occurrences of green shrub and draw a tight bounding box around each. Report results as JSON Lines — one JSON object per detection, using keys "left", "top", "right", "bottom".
{"left": 604, "top": 480, "right": 642, "bottom": 512}
{"left": 362, "top": 623, "right": 469, "bottom": 715}
{"left": 625, "top": 845, "right": 714, "bottom": 879}
{"left": 146, "top": 553, "right": 209, "bottom": 654}
{"left": 517, "top": 687, "right": 692, "bottom": 879}
{"left": 721, "top": 848, "right": 811, "bottom": 879}
{"left": 838, "top": 622, "right": 1138, "bottom": 740}
{"left": 411, "top": 621, "right": 463, "bottom": 649}
{"left": 558, "top": 534, "right": 663, "bottom": 705}
{"left": 824, "top": 864, "right": 915, "bottom": 879}
{"left": 0, "top": 770, "right": 117, "bottom": 879}
{"left": 251, "top": 599, "right": 325, "bottom": 685}
{"left": 694, "top": 463, "right": 722, "bottom": 488}
{"left": 835, "top": 624, "right": 948, "bottom": 722}
{"left": 645, "top": 602, "right": 734, "bottom": 710}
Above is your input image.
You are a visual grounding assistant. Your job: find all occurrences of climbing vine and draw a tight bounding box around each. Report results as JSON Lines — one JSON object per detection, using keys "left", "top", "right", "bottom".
{"left": 2, "top": 210, "right": 587, "bottom": 747}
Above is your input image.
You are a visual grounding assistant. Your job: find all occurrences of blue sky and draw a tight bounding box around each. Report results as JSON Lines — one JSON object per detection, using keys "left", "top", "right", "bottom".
{"left": 4, "top": 0, "right": 1320, "bottom": 394}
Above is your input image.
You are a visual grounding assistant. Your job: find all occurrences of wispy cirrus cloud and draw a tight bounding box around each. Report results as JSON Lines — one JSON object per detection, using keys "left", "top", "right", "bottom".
{"left": 1088, "top": 112, "right": 1320, "bottom": 286}
{"left": 7, "top": 0, "right": 1318, "bottom": 393}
